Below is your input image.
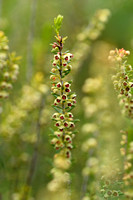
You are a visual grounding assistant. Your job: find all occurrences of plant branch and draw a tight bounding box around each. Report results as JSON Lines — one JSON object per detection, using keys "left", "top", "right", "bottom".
{"left": 80, "top": 149, "right": 94, "bottom": 200}
{"left": 21, "top": 96, "right": 45, "bottom": 200}
{"left": 58, "top": 38, "right": 66, "bottom": 141}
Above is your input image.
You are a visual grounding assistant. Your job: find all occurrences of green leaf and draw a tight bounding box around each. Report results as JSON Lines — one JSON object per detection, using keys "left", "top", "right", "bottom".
{"left": 51, "top": 93, "right": 60, "bottom": 98}
{"left": 62, "top": 36, "right": 68, "bottom": 43}
{"left": 67, "top": 105, "right": 75, "bottom": 112}
{"left": 44, "top": 157, "right": 53, "bottom": 166}
{"left": 57, "top": 65, "right": 60, "bottom": 70}
{"left": 51, "top": 81, "right": 58, "bottom": 84}
{"left": 51, "top": 118, "right": 57, "bottom": 121}
{"left": 52, "top": 105, "right": 62, "bottom": 113}
{"left": 130, "top": 88, "right": 133, "bottom": 94}
{"left": 73, "top": 130, "right": 79, "bottom": 134}
{"left": 104, "top": 193, "right": 109, "bottom": 198}
{"left": 73, "top": 119, "right": 80, "bottom": 123}
{"left": 62, "top": 69, "right": 71, "bottom": 78}
{"left": 49, "top": 128, "right": 55, "bottom": 134}
{"left": 53, "top": 15, "right": 63, "bottom": 34}
{"left": 50, "top": 72, "right": 56, "bottom": 75}
{"left": 67, "top": 93, "right": 73, "bottom": 97}
{"left": 51, "top": 47, "right": 59, "bottom": 53}
{"left": 56, "top": 105, "right": 62, "bottom": 109}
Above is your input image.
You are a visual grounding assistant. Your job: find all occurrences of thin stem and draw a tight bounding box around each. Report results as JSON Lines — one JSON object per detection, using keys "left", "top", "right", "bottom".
{"left": 67, "top": 178, "right": 72, "bottom": 200}
{"left": 123, "top": 131, "right": 128, "bottom": 173}
{"left": 80, "top": 131, "right": 99, "bottom": 200}
{"left": 58, "top": 38, "right": 66, "bottom": 140}
{"left": 21, "top": 97, "right": 45, "bottom": 200}
{"left": 124, "top": 131, "right": 128, "bottom": 161}
{"left": 80, "top": 149, "right": 94, "bottom": 200}
{"left": 12, "top": 167, "right": 20, "bottom": 193}
{"left": 58, "top": 37, "right": 71, "bottom": 199}
{"left": 59, "top": 38, "right": 65, "bottom": 112}
{"left": 26, "top": 0, "right": 37, "bottom": 81}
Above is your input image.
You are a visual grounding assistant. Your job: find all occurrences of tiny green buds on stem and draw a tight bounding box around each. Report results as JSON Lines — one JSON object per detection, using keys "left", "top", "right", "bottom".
{"left": 53, "top": 15, "right": 64, "bottom": 35}
{"left": 109, "top": 48, "right": 133, "bottom": 119}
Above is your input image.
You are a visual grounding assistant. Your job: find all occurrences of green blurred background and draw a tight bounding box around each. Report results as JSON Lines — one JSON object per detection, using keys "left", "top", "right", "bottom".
{"left": 1, "top": 0, "right": 133, "bottom": 199}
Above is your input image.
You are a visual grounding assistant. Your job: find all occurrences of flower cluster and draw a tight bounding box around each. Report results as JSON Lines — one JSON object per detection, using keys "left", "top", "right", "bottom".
{"left": 77, "top": 9, "right": 111, "bottom": 42}
{"left": 0, "top": 72, "right": 50, "bottom": 200}
{"left": 50, "top": 16, "right": 77, "bottom": 160}
{"left": 72, "top": 9, "right": 111, "bottom": 72}
{"left": 81, "top": 42, "right": 125, "bottom": 200}
{"left": 81, "top": 77, "right": 102, "bottom": 200}
{"left": 47, "top": 154, "right": 70, "bottom": 192}
{"left": 100, "top": 170, "right": 124, "bottom": 199}
{"left": 120, "top": 130, "right": 133, "bottom": 198}
{"left": 0, "top": 72, "right": 49, "bottom": 139}
{"left": 47, "top": 15, "right": 78, "bottom": 196}
{"left": 0, "top": 31, "right": 20, "bottom": 100}
{"left": 108, "top": 48, "right": 133, "bottom": 118}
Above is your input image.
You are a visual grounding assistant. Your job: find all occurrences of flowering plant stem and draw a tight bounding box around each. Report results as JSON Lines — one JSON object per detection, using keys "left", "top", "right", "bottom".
{"left": 21, "top": 97, "right": 45, "bottom": 200}
{"left": 50, "top": 15, "right": 77, "bottom": 158}
{"left": 47, "top": 15, "right": 78, "bottom": 195}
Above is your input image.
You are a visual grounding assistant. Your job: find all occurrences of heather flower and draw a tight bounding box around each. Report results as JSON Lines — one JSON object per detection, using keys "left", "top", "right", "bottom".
{"left": 109, "top": 48, "right": 133, "bottom": 119}
{"left": 48, "top": 15, "right": 78, "bottom": 194}
{"left": 0, "top": 31, "right": 20, "bottom": 102}
{"left": 50, "top": 15, "right": 77, "bottom": 159}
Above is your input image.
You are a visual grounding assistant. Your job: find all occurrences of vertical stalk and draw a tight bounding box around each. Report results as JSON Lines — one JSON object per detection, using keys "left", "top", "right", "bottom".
{"left": 50, "top": 16, "right": 76, "bottom": 199}
{"left": 59, "top": 37, "right": 64, "bottom": 110}
{"left": 80, "top": 149, "right": 94, "bottom": 200}
{"left": 123, "top": 131, "right": 128, "bottom": 175}
{"left": 80, "top": 130, "right": 99, "bottom": 200}
{"left": 21, "top": 97, "right": 45, "bottom": 200}
{"left": 26, "top": 0, "right": 37, "bottom": 81}
{"left": 58, "top": 38, "right": 66, "bottom": 140}
{"left": 58, "top": 38, "right": 71, "bottom": 200}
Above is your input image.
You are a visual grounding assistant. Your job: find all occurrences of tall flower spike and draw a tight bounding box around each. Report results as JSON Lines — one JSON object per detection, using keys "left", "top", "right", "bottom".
{"left": 108, "top": 48, "right": 133, "bottom": 119}
{"left": 50, "top": 15, "right": 77, "bottom": 159}
{"left": 48, "top": 15, "right": 78, "bottom": 194}
{"left": 0, "top": 31, "right": 20, "bottom": 101}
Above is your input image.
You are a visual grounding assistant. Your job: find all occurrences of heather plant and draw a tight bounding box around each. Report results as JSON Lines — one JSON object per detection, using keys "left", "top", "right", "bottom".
{"left": 81, "top": 77, "right": 101, "bottom": 200}
{"left": 38, "top": 11, "right": 112, "bottom": 200}
{"left": 0, "top": 10, "right": 112, "bottom": 200}
{"left": 0, "top": 1, "right": 132, "bottom": 200}
{"left": 1, "top": 3, "right": 132, "bottom": 200}
{"left": 0, "top": 72, "right": 50, "bottom": 200}
{"left": 43, "top": 9, "right": 111, "bottom": 77}
{"left": 47, "top": 15, "right": 78, "bottom": 199}
{"left": 72, "top": 9, "right": 111, "bottom": 72}
{"left": 108, "top": 48, "right": 133, "bottom": 198}
{"left": 0, "top": 31, "right": 20, "bottom": 102}
{"left": 80, "top": 47, "right": 133, "bottom": 200}
{"left": 119, "top": 130, "right": 133, "bottom": 198}
{"left": 108, "top": 48, "right": 133, "bottom": 118}
{"left": 81, "top": 75, "right": 117, "bottom": 200}
{"left": 80, "top": 42, "right": 126, "bottom": 200}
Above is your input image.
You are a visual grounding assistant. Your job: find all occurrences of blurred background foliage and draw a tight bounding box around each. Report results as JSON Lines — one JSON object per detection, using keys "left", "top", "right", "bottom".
{"left": 0, "top": 0, "right": 133, "bottom": 199}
